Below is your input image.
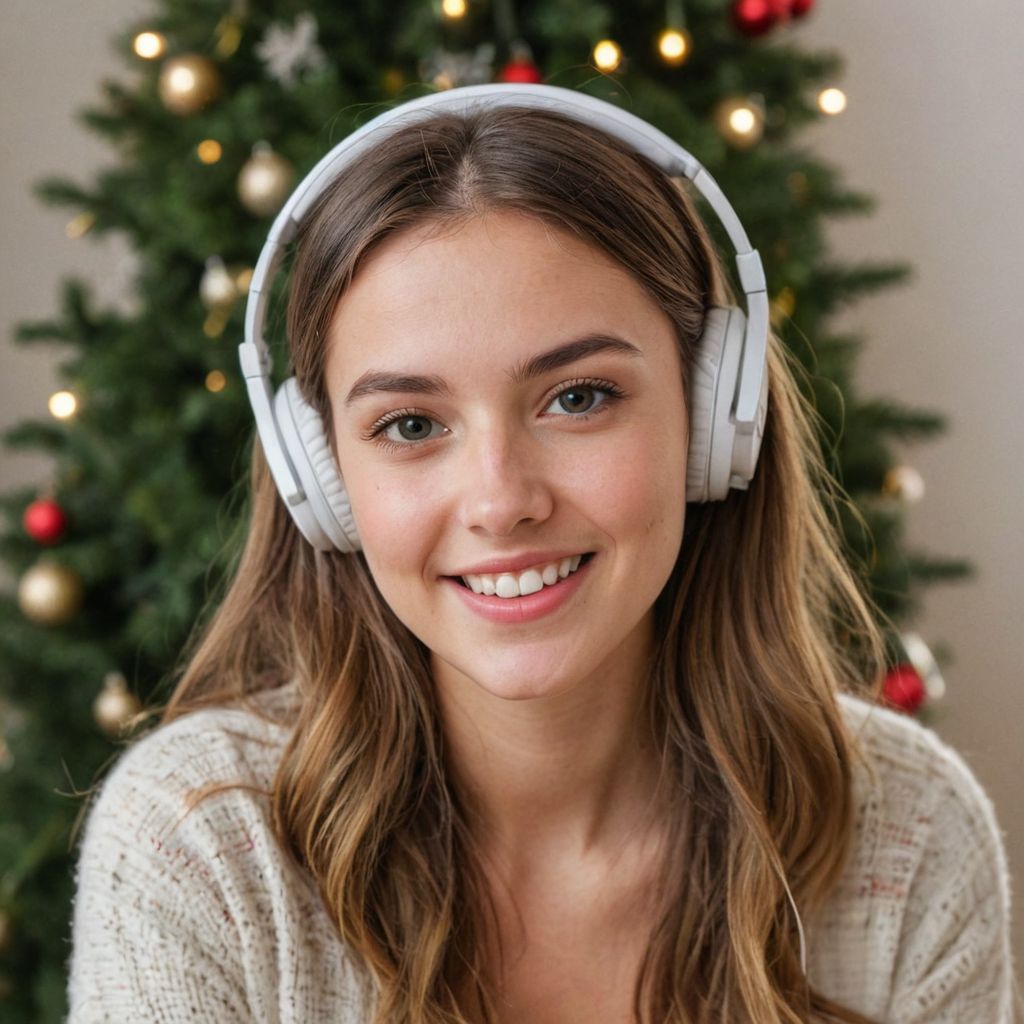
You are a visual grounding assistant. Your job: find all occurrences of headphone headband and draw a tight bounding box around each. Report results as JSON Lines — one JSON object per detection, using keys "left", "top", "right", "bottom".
{"left": 239, "top": 82, "right": 768, "bottom": 518}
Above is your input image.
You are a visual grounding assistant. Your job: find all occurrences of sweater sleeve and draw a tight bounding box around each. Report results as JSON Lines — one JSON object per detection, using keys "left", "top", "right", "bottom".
{"left": 884, "top": 732, "right": 1016, "bottom": 1023}
{"left": 67, "top": 723, "right": 254, "bottom": 1022}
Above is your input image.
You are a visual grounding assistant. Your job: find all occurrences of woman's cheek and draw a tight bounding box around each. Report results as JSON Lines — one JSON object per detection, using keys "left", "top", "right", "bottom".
{"left": 348, "top": 467, "right": 441, "bottom": 566}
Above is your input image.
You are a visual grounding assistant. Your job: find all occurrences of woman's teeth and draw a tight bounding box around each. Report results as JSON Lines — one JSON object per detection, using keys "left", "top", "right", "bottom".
{"left": 463, "top": 555, "right": 585, "bottom": 599}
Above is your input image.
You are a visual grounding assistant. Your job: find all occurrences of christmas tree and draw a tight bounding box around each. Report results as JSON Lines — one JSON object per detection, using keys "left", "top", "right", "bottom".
{"left": 0, "top": 0, "right": 971, "bottom": 1018}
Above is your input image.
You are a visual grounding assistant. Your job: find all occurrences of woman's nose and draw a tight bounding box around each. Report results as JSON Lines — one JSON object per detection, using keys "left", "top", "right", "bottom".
{"left": 454, "top": 428, "right": 555, "bottom": 537}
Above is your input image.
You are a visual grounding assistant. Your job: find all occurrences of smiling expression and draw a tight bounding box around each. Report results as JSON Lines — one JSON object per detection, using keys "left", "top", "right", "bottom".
{"left": 325, "top": 210, "right": 689, "bottom": 704}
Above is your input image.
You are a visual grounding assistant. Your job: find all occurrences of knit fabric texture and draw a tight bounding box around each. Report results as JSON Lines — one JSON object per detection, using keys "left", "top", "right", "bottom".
{"left": 66, "top": 685, "right": 1016, "bottom": 1022}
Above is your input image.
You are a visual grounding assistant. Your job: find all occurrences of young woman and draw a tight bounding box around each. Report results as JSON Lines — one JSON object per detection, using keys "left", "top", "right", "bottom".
{"left": 67, "top": 85, "right": 1016, "bottom": 1023}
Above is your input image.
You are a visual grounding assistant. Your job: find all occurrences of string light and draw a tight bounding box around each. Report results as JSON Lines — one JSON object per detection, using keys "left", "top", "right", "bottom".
{"left": 731, "top": 107, "right": 756, "bottom": 133}
{"left": 197, "top": 139, "right": 223, "bottom": 164}
{"left": 48, "top": 391, "right": 78, "bottom": 419}
{"left": 592, "top": 40, "right": 622, "bottom": 72}
{"left": 441, "top": 0, "right": 467, "bottom": 18}
{"left": 817, "top": 87, "right": 847, "bottom": 115}
{"left": 657, "top": 28, "right": 691, "bottom": 66}
{"left": 205, "top": 370, "right": 228, "bottom": 393}
{"left": 133, "top": 31, "right": 166, "bottom": 59}
{"left": 713, "top": 96, "right": 765, "bottom": 148}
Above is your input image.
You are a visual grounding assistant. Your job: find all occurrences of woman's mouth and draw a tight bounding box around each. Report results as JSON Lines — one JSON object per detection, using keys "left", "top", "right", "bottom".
{"left": 450, "top": 553, "right": 595, "bottom": 599}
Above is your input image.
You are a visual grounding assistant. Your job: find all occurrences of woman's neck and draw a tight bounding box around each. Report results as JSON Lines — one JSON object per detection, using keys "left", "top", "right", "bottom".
{"left": 432, "top": 625, "right": 666, "bottom": 871}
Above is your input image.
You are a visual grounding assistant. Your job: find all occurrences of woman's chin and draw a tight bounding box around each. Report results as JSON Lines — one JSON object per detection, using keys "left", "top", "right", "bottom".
{"left": 430, "top": 652, "right": 590, "bottom": 705}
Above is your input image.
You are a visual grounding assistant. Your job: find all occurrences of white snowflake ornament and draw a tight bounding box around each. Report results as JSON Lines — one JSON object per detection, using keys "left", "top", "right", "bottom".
{"left": 256, "top": 12, "right": 327, "bottom": 89}
{"left": 419, "top": 43, "right": 496, "bottom": 90}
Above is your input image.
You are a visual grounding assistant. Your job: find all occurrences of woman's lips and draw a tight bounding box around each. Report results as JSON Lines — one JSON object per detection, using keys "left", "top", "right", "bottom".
{"left": 443, "top": 553, "right": 595, "bottom": 624}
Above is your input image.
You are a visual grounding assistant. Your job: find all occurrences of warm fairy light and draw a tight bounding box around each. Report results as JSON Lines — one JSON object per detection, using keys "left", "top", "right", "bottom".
{"left": 197, "top": 139, "right": 223, "bottom": 163}
{"left": 205, "top": 371, "right": 227, "bottom": 393}
{"left": 818, "top": 87, "right": 847, "bottom": 115}
{"left": 233, "top": 267, "right": 254, "bottom": 291}
{"left": 713, "top": 96, "right": 765, "bottom": 149}
{"left": 133, "top": 31, "right": 166, "bottom": 59}
{"left": 658, "top": 29, "right": 691, "bottom": 65}
{"left": 729, "top": 106, "right": 757, "bottom": 135}
{"left": 48, "top": 391, "right": 78, "bottom": 419}
{"left": 441, "top": 0, "right": 467, "bottom": 18}
{"left": 64, "top": 212, "right": 95, "bottom": 239}
{"left": 592, "top": 40, "right": 622, "bottom": 72}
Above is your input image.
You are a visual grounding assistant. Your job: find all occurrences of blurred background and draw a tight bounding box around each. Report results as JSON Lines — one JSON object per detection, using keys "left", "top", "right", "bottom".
{"left": 1, "top": 0, "right": 1020, "bottom": 1013}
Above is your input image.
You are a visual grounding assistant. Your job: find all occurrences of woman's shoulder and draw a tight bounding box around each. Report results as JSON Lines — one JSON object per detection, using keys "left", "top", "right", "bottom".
{"left": 73, "top": 681, "right": 305, "bottom": 909}
{"left": 75, "top": 682, "right": 302, "bottom": 871}
{"left": 835, "top": 690, "right": 1003, "bottom": 834}
{"left": 833, "top": 689, "right": 1009, "bottom": 907}
{"left": 69, "top": 680, "right": 372, "bottom": 1021}
{"left": 810, "top": 691, "right": 1016, "bottom": 1022}
{"left": 100, "top": 680, "right": 299, "bottom": 800}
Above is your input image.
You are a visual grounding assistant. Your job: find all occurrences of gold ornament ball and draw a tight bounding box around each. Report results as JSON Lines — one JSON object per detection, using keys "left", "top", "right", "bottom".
{"left": 200, "top": 256, "right": 239, "bottom": 311}
{"left": 882, "top": 465, "right": 926, "bottom": 503}
{"left": 17, "top": 562, "right": 84, "bottom": 626}
{"left": 158, "top": 54, "right": 221, "bottom": 116}
{"left": 94, "top": 672, "right": 143, "bottom": 738}
{"left": 238, "top": 143, "right": 295, "bottom": 217}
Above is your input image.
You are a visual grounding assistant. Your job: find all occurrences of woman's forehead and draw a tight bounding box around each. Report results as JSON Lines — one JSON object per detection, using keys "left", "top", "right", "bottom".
{"left": 325, "top": 212, "right": 667, "bottom": 385}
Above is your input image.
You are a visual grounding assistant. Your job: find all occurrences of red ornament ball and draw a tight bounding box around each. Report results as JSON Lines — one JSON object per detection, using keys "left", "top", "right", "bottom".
{"left": 883, "top": 664, "right": 926, "bottom": 714}
{"left": 23, "top": 498, "right": 68, "bottom": 545}
{"left": 789, "top": 0, "right": 816, "bottom": 17}
{"left": 731, "top": 0, "right": 788, "bottom": 37}
{"left": 498, "top": 58, "right": 543, "bottom": 84}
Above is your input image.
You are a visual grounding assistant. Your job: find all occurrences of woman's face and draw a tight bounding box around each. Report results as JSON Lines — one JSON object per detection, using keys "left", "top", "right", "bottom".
{"left": 325, "top": 210, "right": 688, "bottom": 703}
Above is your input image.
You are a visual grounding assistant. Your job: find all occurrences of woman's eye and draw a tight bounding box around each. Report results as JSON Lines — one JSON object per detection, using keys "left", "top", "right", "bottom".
{"left": 378, "top": 414, "right": 445, "bottom": 446}
{"left": 545, "top": 382, "right": 617, "bottom": 417}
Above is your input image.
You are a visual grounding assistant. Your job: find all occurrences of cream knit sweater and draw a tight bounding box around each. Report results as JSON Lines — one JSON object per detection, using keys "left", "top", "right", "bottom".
{"left": 67, "top": 685, "right": 1016, "bottom": 1022}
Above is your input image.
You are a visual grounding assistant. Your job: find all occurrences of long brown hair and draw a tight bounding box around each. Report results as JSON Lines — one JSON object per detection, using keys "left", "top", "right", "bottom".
{"left": 162, "top": 103, "right": 888, "bottom": 1023}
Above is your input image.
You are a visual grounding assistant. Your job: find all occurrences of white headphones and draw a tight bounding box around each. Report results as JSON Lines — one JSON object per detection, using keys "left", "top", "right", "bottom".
{"left": 239, "top": 82, "right": 770, "bottom": 556}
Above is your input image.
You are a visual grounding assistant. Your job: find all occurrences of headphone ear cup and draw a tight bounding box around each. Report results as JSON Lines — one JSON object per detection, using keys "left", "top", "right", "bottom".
{"left": 272, "top": 378, "right": 362, "bottom": 552}
{"left": 686, "top": 305, "right": 746, "bottom": 503}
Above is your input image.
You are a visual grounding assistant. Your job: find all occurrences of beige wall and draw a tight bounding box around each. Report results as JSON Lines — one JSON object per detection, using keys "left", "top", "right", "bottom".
{"left": 2, "top": 0, "right": 1020, "bottom": 969}
{"left": 796, "top": 1, "right": 1024, "bottom": 967}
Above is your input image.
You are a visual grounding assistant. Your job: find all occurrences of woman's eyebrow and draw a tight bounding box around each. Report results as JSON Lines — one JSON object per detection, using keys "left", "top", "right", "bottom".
{"left": 344, "top": 333, "right": 642, "bottom": 406}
